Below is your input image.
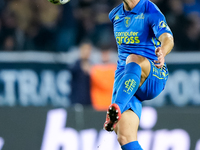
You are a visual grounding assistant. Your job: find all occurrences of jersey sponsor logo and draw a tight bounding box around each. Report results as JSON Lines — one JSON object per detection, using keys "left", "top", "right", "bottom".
{"left": 114, "top": 15, "right": 120, "bottom": 20}
{"left": 115, "top": 31, "right": 140, "bottom": 45}
{"left": 124, "top": 17, "right": 131, "bottom": 27}
{"left": 135, "top": 13, "right": 144, "bottom": 19}
{"left": 123, "top": 79, "right": 136, "bottom": 94}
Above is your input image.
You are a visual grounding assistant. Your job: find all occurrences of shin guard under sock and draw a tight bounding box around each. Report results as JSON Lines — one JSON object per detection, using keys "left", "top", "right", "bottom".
{"left": 115, "top": 62, "right": 141, "bottom": 112}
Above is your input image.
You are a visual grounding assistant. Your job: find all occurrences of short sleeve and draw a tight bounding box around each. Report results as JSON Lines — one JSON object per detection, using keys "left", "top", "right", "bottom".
{"left": 148, "top": 10, "right": 173, "bottom": 39}
{"left": 108, "top": 3, "right": 123, "bottom": 23}
{"left": 108, "top": 10, "right": 114, "bottom": 23}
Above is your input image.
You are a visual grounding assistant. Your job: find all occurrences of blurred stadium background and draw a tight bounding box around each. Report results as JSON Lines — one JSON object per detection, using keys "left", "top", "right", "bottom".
{"left": 0, "top": 0, "right": 200, "bottom": 150}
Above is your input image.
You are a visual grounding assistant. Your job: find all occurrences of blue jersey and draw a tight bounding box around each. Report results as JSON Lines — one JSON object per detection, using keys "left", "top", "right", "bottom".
{"left": 109, "top": 0, "right": 172, "bottom": 62}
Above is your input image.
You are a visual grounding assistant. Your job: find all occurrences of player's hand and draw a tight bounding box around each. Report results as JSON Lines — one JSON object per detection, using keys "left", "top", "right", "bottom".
{"left": 154, "top": 47, "right": 165, "bottom": 68}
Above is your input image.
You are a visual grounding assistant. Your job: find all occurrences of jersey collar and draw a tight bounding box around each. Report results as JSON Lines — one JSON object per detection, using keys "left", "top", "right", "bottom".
{"left": 122, "top": 0, "right": 146, "bottom": 14}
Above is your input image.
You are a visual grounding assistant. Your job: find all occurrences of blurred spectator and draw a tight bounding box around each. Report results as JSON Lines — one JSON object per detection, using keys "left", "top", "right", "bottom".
{"left": 179, "top": 14, "right": 200, "bottom": 51}
{"left": 70, "top": 40, "right": 93, "bottom": 105}
{"left": 166, "top": 0, "right": 188, "bottom": 50}
{"left": 0, "top": 8, "right": 19, "bottom": 51}
{"left": 74, "top": 0, "right": 96, "bottom": 44}
{"left": 1, "top": 0, "right": 61, "bottom": 51}
{"left": 183, "top": 0, "right": 200, "bottom": 16}
{"left": 24, "top": 0, "right": 60, "bottom": 51}
{"left": 7, "top": 0, "right": 32, "bottom": 31}
{"left": 24, "top": 19, "right": 56, "bottom": 51}
{"left": 2, "top": 35, "right": 16, "bottom": 51}
{"left": 0, "top": 0, "right": 200, "bottom": 52}
{"left": 0, "top": 0, "right": 5, "bottom": 13}
{"left": 55, "top": 3, "right": 77, "bottom": 51}
{"left": 93, "top": 2, "right": 116, "bottom": 49}
{"left": 90, "top": 46, "right": 116, "bottom": 111}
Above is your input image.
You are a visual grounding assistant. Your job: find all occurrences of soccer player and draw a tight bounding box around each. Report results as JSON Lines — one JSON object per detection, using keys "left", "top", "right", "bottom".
{"left": 103, "top": 0, "right": 174, "bottom": 150}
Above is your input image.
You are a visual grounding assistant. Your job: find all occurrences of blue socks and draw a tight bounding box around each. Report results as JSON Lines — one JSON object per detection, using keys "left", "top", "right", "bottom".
{"left": 115, "top": 62, "right": 141, "bottom": 112}
{"left": 121, "top": 141, "right": 143, "bottom": 150}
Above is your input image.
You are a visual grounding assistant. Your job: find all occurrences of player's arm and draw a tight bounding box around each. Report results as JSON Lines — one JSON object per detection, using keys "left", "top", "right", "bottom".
{"left": 158, "top": 32, "right": 174, "bottom": 56}
{"left": 154, "top": 33, "right": 174, "bottom": 68}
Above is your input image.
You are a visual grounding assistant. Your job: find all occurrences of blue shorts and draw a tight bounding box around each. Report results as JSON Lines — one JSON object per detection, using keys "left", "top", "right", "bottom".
{"left": 111, "top": 59, "right": 168, "bottom": 119}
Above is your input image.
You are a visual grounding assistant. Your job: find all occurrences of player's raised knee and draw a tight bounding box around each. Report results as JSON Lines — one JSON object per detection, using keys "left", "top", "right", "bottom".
{"left": 126, "top": 54, "right": 151, "bottom": 85}
{"left": 126, "top": 54, "right": 146, "bottom": 66}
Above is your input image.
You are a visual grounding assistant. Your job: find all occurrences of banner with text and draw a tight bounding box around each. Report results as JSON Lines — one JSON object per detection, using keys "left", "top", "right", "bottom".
{"left": 0, "top": 52, "right": 200, "bottom": 107}
{"left": 0, "top": 107, "right": 199, "bottom": 150}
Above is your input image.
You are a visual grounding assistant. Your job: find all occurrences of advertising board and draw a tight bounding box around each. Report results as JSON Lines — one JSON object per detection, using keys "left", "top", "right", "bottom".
{"left": 0, "top": 107, "right": 199, "bottom": 150}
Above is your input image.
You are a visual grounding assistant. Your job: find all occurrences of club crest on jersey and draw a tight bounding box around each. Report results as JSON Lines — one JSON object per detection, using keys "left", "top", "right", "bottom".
{"left": 124, "top": 17, "right": 131, "bottom": 28}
